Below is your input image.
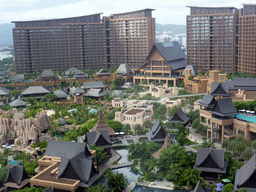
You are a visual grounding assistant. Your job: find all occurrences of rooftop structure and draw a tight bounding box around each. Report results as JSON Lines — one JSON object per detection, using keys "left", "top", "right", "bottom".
{"left": 121, "top": 82, "right": 134, "bottom": 89}
{"left": 116, "top": 64, "right": 133, "bottom": 75}
{"left": 64, "top": 67, "right": 82, "bottom": 77}
{"left": 81, "top": 81, "right": 106, "bottom": 93}
{"left": 21, "top": 86, "right": 50, "bottom": 99}
{"left": 85, "top": 89, "right": 106, "bottom": 98}
{"left": 169, "top": 108, "right": 189, "bottom": 125}
{"left": 11, "top": 74, "right": 24, "bottom": 83}
{"left": 9, "top": 98, "right": 26, "bottom": 108}
{"left": 182, "top": 65, "right": 198, "bottom": 76}
{"left": 192, "top": 180, "right": 205, "bottom": 192}
{"left": 199, "top": 95, "right": 216, "bottom": 108}
{"left": 53, "top": 89, "right": 68, "bottom": 99}
{"left": 148, "top": 84, "right": 178, "bottom": 98}
{"left": 74, "top": 71, "right": 88, "bottom": 79}
{"left": 147, "top": 120, "right": 169, "bottom": 143}
{"left": 211, "top": 82, "right": 230, "bottom": 97}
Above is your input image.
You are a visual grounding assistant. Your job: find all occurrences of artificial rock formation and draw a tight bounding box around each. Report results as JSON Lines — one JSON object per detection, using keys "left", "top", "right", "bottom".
{"left": 0, "top": 110, "right": 54, "bottom": 146}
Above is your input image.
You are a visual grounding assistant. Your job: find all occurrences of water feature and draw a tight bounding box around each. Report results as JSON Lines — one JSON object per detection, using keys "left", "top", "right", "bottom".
{"left": 134, "top": 186, "right": 213, "bottom": 192}
{"left": 236, "top": 114, "right": 256, "bottom": 123}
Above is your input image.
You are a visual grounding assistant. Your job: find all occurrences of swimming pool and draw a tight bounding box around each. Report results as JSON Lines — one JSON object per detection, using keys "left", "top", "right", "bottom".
{"left": 236, "top": 114, "right": 256, "bottom": 123}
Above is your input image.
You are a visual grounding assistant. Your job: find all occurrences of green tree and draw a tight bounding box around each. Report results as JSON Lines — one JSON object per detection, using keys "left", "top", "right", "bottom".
{"left": 222, "top": 183, "right": 234, "bottom": 192}
{"left": 222, "top": 138, "right": 229, "bottom": 150}
{"left": 106, "top": 120, "right": 122, "bottom": 132}
{"left": 122, "top": 124, "right": 131, "bottom": 132}
{"left": 75, "top": 80, "right": 82, "bottom": 87}
{"left": 134, "top": 124, "right": 143, "bottom": 134}
{"left": 179, "top": 81, "right": 185, "bottom": 88}
{"left": 25, "top": 97, "right": 38, "bottom": 105}
{"left": 90, "top": 145, "right": 107, "bottom": 166}
{"left": 10, "top": 89, "right": 21, "bottom": 99}
{"left": 143, "top": 120, "right": 152, "bottom": 128}
{"left": 235, "top": 141, "right": 247, "bottom": 155}
{"left": 238, "top": 189, "right": 248, "bottom": 192}
{"left": 40, "top": 94, "right": 58, "bottom": 103}
{"left": 252, "top": 140, "right": 256, "bottom": 150}
{"left": 178, "top": 168, "right": 204, "bottom": 187}
{"left": 168, "top": 105, "right": 180, "bottom": 117}
{"left": 243, "top": 147, "right": 254, "bottom": 160}
{"left": 165, "top": 121, "right": 174, "bottom": 129}
{"left": 104, "top": 169, "right": 128, "bottom": 192}
{"left": 0, "top": 167, "right": 8, "bottom": 183}
{"left": 87, "top": 184, "right": 108, "bottom": 192}
{"left": 68, "top": 81, "right": 74, "bottom": 87}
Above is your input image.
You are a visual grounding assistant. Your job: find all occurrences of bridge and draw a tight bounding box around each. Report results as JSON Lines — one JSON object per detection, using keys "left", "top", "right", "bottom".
{"left": 110, "top": 161, "right": 133, "bottom": 169}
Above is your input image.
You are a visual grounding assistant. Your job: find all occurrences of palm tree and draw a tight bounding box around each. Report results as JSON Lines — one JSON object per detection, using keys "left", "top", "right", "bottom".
{"left": 243, "top": 147, "right": 254, "bottom": 160}
{"left": 252, "top": 140, "right": 256, "bottom": 150}
{"left": 234, "top": 141, "right": 246, "bottom": 155}
{"left": 222, "top": 138, "right": 229, "bottom": 150}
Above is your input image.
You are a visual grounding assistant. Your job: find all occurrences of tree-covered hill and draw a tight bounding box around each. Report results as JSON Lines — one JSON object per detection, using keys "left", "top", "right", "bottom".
{"left": 156, "top": 23, "right": 186, "bottom": 36}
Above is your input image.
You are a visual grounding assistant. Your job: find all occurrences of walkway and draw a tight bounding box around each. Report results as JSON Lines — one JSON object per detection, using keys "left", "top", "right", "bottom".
{"left": 110, "top": 161, "right": 133, "bottom": 169}
{"left": 99, "top": 150, "right": 121, "bottom": 174}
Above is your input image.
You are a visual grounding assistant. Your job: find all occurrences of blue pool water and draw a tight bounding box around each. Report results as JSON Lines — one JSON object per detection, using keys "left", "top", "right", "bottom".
{"left": 236, "top": 114, "right": 256, "bottom": 123}
{"left": 9, "top": 160, "right": 20, "bottom": 165}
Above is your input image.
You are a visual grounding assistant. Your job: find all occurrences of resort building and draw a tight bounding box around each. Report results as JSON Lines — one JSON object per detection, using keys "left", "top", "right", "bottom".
{"left": 0, "top": 87, "right": 10, "bottom": 104}
{"left": 72, "top": 87, "right": 85, "bottom": 104}
{"left": 121, "top": 82, "right": 134, "bottom": 89}
{"left": 64, "top": 67, "right": 82, "bottom": 78}
{"left": 53, "top": 89, "right": 68, "bottom": 100}
{"left": 147, "top": 120, "right": 169, "bottom": 143}
{"left": 81, "top": 81, "right": 106, "bottom": 93}
{"left": 183, "top": 67, "right": 227, "bottom": 94}
{"left": 21, "top": 86, "right": 50, "bottom": 99}
{"left": 12, "top": 9, "right": 155, "bottom": 73}
{"left": 112, "top": 99, "right": 124, "bottom": 108}
{"left": 148, "top": 84, "right": 178, "bottom": 98}
{"left": 74, "top": 71, "right": 88, "bottom": 80}
{"left": 116, "top": 64, "right": 133, "bottom": 75}
{"left": 133, "top": 41, "right": 186, "bottom": 87}
{"left": 39, "top": 70, "right": 58, "bottom": 82}
{"left": 234, "top": 152, "right": 256, "bottom": 191}
{"left": 161, "top": 98, "right": 182, "bottom": 111}
{"left": 9, "top": 98, "right": 26, "bottom": 108}
{"left": 11, "top": 74, "right": 24, "bottom": 83}
{"left": 94, "top": 69, "right": 111, "bottom": 79}
{"left": 85, "top": 89, "right": 107, "bottom": 99}
{"left": 115, "top": 100, "right": 154, "bottom": 130}
{"left": 169, "top": 108, "right": 189, "bottom": 126}
{"left": 194, "top": 145, "right": 227, "bottom": 181}
{"left": 30, "top": 140, "right": 99, "bottom": 192}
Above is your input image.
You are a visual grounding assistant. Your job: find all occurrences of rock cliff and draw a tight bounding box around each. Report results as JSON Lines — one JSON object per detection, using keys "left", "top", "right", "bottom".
{"left": 0, "top": 110, "right": 54, "bottom": 146}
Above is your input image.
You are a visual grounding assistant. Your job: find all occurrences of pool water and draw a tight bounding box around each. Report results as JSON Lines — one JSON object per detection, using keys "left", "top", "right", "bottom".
{"left": 134, "top": 187, "right": 213, "bottom": 192}
{"left": 116, "top": 148, "right": 129, "bottom": 163}
{"left": 236, "top": 114, "right": 256, "bottom": 123}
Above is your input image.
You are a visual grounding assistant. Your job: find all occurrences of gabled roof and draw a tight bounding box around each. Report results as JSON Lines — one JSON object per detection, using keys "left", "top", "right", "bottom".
{"left": 41, "top": 70, "right": 56, "bottom": 78}
{"left": 90, "top": 111, "right": 115, "bottom": 136}
{"left": 146, "top": 120, "right": 168, "bottom": 142}
{"left": 85, "top": 130, "right": 112, "bottom": 149}
{"left": 121, "top": 82, "right": 134, "bottom": 89}
{"left": 0, "top": 101, "right": 5, "bottom": 107}
{"left": 21, "top": 86, "right": 50, "bottom": 95}
{"left": 85, "top": 89, "right": 106, "bottom": 98}
{"left": 146, "top": 42, "right": 186, "bottom": 62}
{"left": 73, "top": 87, "right": 85, "bottom": 95}
{"left": 0, "top": 88, "right": 8, "bottom": 95}
{"left": 44, "top": 187, "right": 53, "bottom": 192}
{"left": 182, "top": 65, "right": 198, "bottom": 76}
{"left": 228, "top": 78, "right": 256, "bottom": 91}
{"left": 192, "top": 180, "right": 205, "bottom": 192}
{"left": 199, "top": 95, "right": 216, "bottom": 108}
{"left": 195, "top": 146, "right": 227, "bottom": 174}
{"left": 44, "top": 140, "right": 92, "bottom": 159}
{"left": 96, "top": 69, "right": 111, "bottom": 75}
{"left": 116, "top": 64, "right": 132, "bottom": 74}
{"left": 81, "top": 81, "right": 106, "bottom": 89}
{"left": 9, "top": 98, "right": 26, "bottom": 108}
{"left": 64, "top": 67, "right": 81, "bottom": 75}
{"left": 74, "top": 71, "right": 88, "bottom": 79}
{"left": 234, "top": 153, "right": 256, "bottom": 191}
{"left": 54, "top": 89, "right": 68, "bottom": 99}
{"left": 0, "top": 87, "right": 10, "bottom": 94}
{"left": 4, "top": 163, "right": 29, "bottom": 186}
{"left": 211, "top": 82, "right": 230, "bottom": 96}
{"left": 167, "top": 58, "right": 187, "bottom": 70}
{"left": 169, "top": 108, "right": 189, "bottom": 124}
{"left": 11, "top": 74, "right": 24, "bottom": 82}
{"left": 211, "top": 98, "right": 237, "bottom": 117}
{"left": 151, "top": 135, "right": 171, "bottom": 159}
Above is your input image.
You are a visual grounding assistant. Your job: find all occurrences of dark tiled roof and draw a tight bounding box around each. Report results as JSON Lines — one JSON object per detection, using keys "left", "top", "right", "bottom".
{"left": 85, "top": 89, "right": 106, "bottom": 98}
{"left": 4, "top": 163, "right": 29, "bottom": 185}
{"left": 41, "top": 70, "right": 56, "bottom": 78}
{"left": 169, "top": 108, "right": 189, "bottom": 124}
{"left": 146, "top": 120, "right": 168, "bottom": 142}
{"left": 199, "top": 95, "right": 216, "bottom": 108}
{"left": 0, "top": 87, "right": 10, "bottom": 94}
{"left": 44, "top": 187, "right": 53, "bottom": 192}
{"left": 74, "top": 71, "right": 88, "bottom": 79}
{"left": 21, "top": 86, "right": 50, "bottom": 95}
{"left": 211, "top": 82, "right": 230, "bottom": 96}
{"left": 90, "top": 111, "right": 115, "bottom": 136}
{"left": 81, "top": 81, "right": 106, "bottom": 89}
{"left": 116, "top": 64, "right": 132, "bottom": 74}
{"left": 44, "top": 140, "right": 92, "bottom": 159}
{"left": 96, "top": 69, "right": 111, "bottom": 75}
{"left": 182, "top": 65, "right": 198, "bottom": 76}
{"left": 234, "top": 153, "right": 256, "bottom": 191}
{"left": 85, "top": 130, "right": 112, "bottom": 149}
{"left": 73, "top": 87, "right": 85, "bottom": 94}
{"left": 228, "top": 78, "right": 256, "bottom": 91}
{"left": 192, "top": 180, "right": 205, "bottom": 192}
{"left": 167, "top": 58, "right": 187, "bottom": 70}
{"left": 9, "top": 98, "right": 26, "bottom": 108}
{"left": 211, "top": 98, "right": 237, "bottom": 117}
{"left": 53, "top": 89, "right": 68, "bottom": 98}
{"left": 195, "top": 146, "right": 227, "bottom": 174}
{"left": 11, "top": 74, "right": 24, "bottom": 82}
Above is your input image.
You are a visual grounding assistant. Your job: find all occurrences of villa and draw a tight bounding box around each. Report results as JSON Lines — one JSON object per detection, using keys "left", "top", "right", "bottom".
{"left": 81, "top": 81, "right": 106, "bottom": 94}
{"left": 147, "top": 120, "right": 169, "bottom": 143}
{"left": 169, "top": 108, "right": 189, "bottom": 126}
{"left": 21, "top": 86, "right": 50, "bottom": 99}
{"left": 148, "top": 84, "right": 178, "bottom": 98}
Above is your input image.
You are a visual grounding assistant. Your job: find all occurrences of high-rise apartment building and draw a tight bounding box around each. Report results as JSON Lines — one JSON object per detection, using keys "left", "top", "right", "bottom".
{"left": 186, "top": 7, "right": 238, "bottom": 72}
{"left": 12, "top": 9, "right": 155, "bottom": 73}
{"left": 238, "top": 4, "right": 256, "bottom": 74}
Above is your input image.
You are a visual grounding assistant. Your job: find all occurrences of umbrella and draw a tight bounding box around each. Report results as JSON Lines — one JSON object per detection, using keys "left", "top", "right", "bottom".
{"left": 246, "top": 110, "right": 251, "bottom": 113}
{"left": 215, "top": 186, "right": 223, "bottom": 191}
{"left": 222, "top": 179, "right": 231, "bottom": 183}
{"left": 251, "top": 111, "right": 255, "bottom": 113}
{"left": 216, "top": 183, "right": 225, "bottom": 187}
{"left": 241, "top": 109, "right": 245, "bottom": 112}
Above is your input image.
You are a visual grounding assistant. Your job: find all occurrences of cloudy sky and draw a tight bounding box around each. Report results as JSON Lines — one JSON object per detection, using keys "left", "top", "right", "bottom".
{"left": 0, "top": 0, "right": 255, "bottom": 25}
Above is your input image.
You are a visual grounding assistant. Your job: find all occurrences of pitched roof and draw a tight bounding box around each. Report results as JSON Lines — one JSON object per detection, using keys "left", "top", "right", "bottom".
{"left": 44, "top": 187, "right": 53, "bottom": 192}
{"left": 0, "top": 101, "right": 5, "bottom": 107}
{"left": 58, "top": 118, "right": 67, "bottom": 126}
{"left": 116, "top": 64, "right": 132, "bottom": 74}
{"left": 169, "top": 108, "right": 189, "bottom": 124}
{"left": 182, "top": 65, "right": 198, "bottom": 76}
{"left": 89, "top": 111, "right": 115, "bottom": 136}
{"left": 0, "top": 88, "right": 8, "bottom": 95}
{"left": 147, "top": 42, "right": 185, "bottom": 62}
{"left": 74, "top": 71, "right": 88, "bottom": 79}
{"left": 192, "top": 180, "right": 205, "bottom": 192}
{"left": 199, "top": 95, "right": 216, "bottom": 108}
{"left": 195, "top": 146, "right": 227, "bottom": 174}
{"left": 44, "top": 140, "right": 92, "bottom": 159}
{"left": 9, "top": 98, "right": 26, "bottom": 108}
{"left": 211, "top": 82, "right": 230, "bottom": 96}
{"left": 85, "top": 89, "right": 106, "bottom": 98}
{"left": 64, "top": 67, "right": 81, "bottom": 75}
{"left": 234, "top": 153, "right": 256, "bottom": 191}
{"left": 11, "top": 74, "right": 24, "bottom": 82}
{"left": 0, "top": 87, "right": 10, "bottom": 94}
{"left": 96, "top": 69, "right": 111, "bottom": 75}
{"left": 121, "top": 82, "right": 134, "bottom": 89}
{"left": 211, "top": 98, "right": 237, "bottom": 117}
{"left": 151, "top": 135, "right": 171, "bottom": 159}
{"left": 167, "top": 58, "right": 187, "bottom": 70}
{"left": 81, "top": 81, "right": 106, "bottom": 89}
{"left": 73, "top": 87, "right": 85, "bottom": 95}
{"left": 54, "top": 89, "right": 68, "bottom": 99}
{"left": 146, "top": 120, "right": 168, "bottom": 142}
{"left": 85, "top": 130, "right": 112, "bottom": 149}
{"left": 21, "top": 86, "right": 50, "bottom": 95}
{"left": 4, "top": 163, "right": 29, "bottom": 185}
{"left": 41, "top": 70, "right": 56, "bottom": 78}
{"left": 228, "top": 78, "right": 256, "bottom": 91}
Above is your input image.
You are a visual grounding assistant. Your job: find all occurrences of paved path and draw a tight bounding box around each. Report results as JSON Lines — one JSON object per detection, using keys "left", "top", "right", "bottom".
{"left": 110, "top": 161, "right": 133, "bottom": 169}
{"left": 125, "top": 181, "right": 136, "bottom": 192}
{"left": 99, "top": 150, "right": 121, "bottom": 174}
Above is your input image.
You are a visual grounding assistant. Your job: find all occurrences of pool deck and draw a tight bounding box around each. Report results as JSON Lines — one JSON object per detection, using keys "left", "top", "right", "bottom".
{"left": 125, "top": 181, "right": 175, "bottom": 192}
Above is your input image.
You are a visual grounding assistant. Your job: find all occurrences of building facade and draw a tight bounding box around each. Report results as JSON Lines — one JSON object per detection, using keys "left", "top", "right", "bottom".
{"left": 186, "top": 6, "right": 238, "bottom": 72}
{"left": 12, "top": 9, "right": 155, "bottom": 73}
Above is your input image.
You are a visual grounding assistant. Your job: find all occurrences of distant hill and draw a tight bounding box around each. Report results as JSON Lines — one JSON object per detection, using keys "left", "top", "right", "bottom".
{"left": 0, "top": 23, "right": 14, "bottom": 45}
{"left": 0, "top": 23, "right": 186, "bottom": 45}
{"left": 156, "top": 23, "right": 186, "bottom": 36}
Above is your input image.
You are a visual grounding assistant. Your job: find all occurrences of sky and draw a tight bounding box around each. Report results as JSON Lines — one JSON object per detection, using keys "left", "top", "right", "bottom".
{"left": 0, "top": 0, "right": 255, "bottom": 25}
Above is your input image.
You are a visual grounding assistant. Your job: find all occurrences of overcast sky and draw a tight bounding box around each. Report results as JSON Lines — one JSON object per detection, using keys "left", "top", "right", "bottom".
{"left": 0, "top": 0, "right": 255, "bottom": 25}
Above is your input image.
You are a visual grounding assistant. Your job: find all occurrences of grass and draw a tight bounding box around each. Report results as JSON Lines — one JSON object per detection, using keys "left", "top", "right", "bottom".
{"left": 192, "top": 145, "right": 203, "bottom": 150}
